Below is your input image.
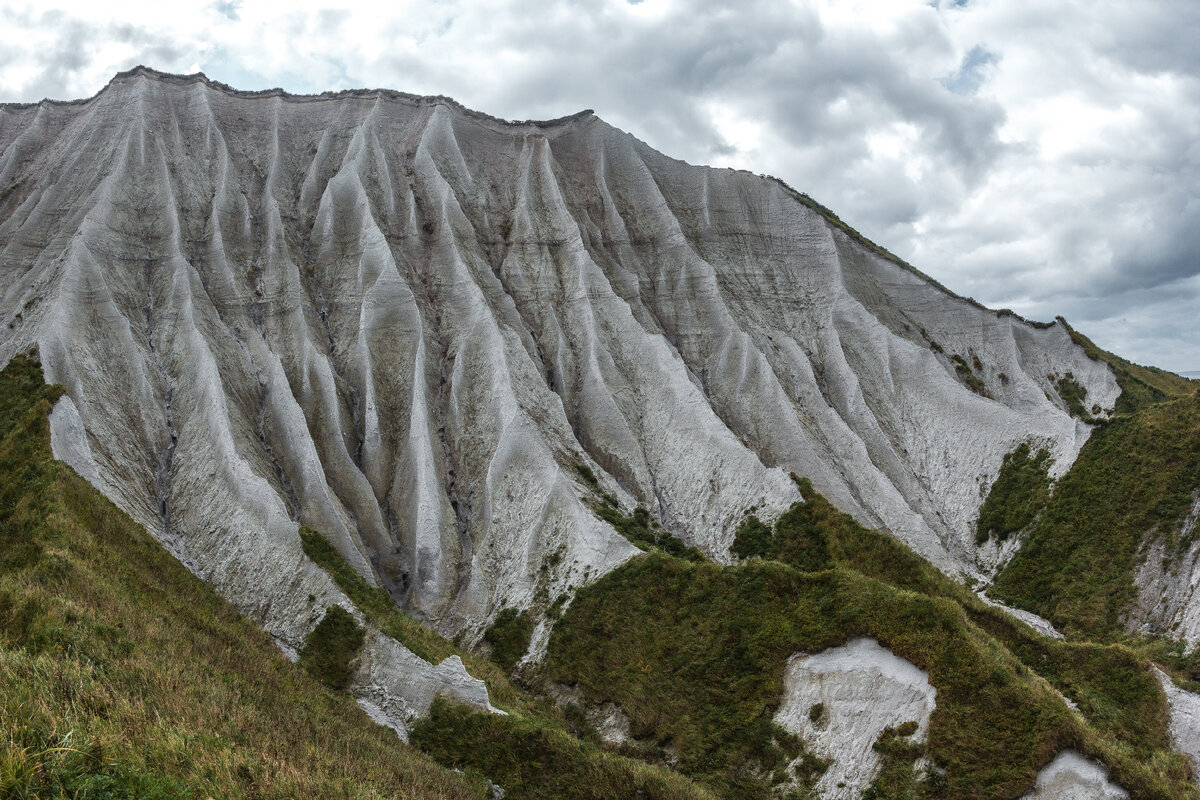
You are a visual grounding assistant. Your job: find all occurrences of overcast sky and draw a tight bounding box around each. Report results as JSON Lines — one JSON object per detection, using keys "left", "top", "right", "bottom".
{"left": 1, "top": 0, "right": 1197, "bottom": 372}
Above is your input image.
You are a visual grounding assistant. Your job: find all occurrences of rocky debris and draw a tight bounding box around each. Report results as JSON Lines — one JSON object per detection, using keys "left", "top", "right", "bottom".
{"left": 1018, "top": 751, "right": 1127, "bottom": 799}
{"left": 352, "top": 632, "right": 498, "bottom": 740}
{"left": 774, "top": 637, "right": 936, "bottom": 799}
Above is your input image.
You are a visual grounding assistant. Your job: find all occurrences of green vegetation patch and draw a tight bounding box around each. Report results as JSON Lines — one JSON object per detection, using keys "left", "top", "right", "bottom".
{"left": 299, "top": 604, "right": 365, "bottom": 690}
{"left": 574, "top": 465, "right": 705, "bottom": 561}
{"left": 484, "top": 607, "right": 534, "bottom": 671}
{"left": 1053, "top": 372, "right": 1093, "bottom": 421}
{"left": 864, "top": 725, "right": 929, "bottom": 800}
{"left": 951, "top": 353, "right": 991, "bottom": 398}
{"left": 992, "top": 390, "right": 1200, "bottom": 638}
{"left": 975, "top": 443, "right": 1054, "bottom": 544}
{"left": 411, "top": 697, "right": 717, "bottom": 800}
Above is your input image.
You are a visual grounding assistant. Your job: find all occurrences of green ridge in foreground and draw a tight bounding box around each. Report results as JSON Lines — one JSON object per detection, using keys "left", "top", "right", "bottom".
{"left": 545, "top": 478, "right": 1198, "bottom": 800}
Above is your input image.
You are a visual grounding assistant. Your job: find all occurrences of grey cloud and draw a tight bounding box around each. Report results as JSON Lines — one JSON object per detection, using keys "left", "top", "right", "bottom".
{"left": 1, "top": 0, "right": 1195, "bottom": 369}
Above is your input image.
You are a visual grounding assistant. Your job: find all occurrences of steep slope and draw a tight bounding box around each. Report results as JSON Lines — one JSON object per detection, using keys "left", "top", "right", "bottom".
{"left": 0, "top": 68, "right": 1117, "bottom": 663}
{"left": 0, "top": 354, "right": 484, "bottom": 799}
{"left": 0, "top": 353, "right": 715, "bottom": 800}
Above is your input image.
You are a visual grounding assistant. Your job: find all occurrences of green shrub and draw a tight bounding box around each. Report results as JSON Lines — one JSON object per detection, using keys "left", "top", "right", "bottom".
{"left": 950, "top": 354, "right": 991, "bottom": 398}
{"left": 484, "top": 607, "right": 533, "bottom": 671}
{"left": 731, "top": 514, "right": 773, "bottom": 560}
{"left": 299, "top": 605, "right": 365, "bottom": 691}
{"left": 1054, "top": 373, "right": 1097, "bottom": 422}
{"left": 975, "top": 443, "right": 1054, "bottom": 544}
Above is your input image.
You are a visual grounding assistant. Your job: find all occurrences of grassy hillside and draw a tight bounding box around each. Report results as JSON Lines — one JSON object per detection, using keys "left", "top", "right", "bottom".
{"left": 992, "top": 388, "right": 1200, "bottom": 639}
{"left": 544, "top": 478, "right": 1198, "bottom": 800}
{"left": 0, "top": 354, "right": 712, "bottom": 800}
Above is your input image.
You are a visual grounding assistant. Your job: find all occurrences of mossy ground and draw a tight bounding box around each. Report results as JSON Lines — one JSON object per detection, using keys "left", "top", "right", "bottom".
{"left": 299, "top": 604, "right": 365, "bottom": 690}
{"left": 483, "top": 607, "right": 534, "bottom": 672}
{"left": 975, "top": 443, "right": 1054, "bottom": 544}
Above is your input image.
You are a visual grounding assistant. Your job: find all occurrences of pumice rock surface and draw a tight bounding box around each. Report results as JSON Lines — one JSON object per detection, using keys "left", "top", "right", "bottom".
{"left": 2, "top": 69, "right": 1120, "bottom": 697}
{"left": 774, "top": 637, "right": 937, "bottom": 799}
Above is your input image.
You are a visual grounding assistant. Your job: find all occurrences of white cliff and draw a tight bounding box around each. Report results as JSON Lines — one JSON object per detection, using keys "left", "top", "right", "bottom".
{"left": 1, "top": 69, "right": 1123, "bottom": 712}
{"left": 1131, "top": 494, "right": 1200, "bottom": 645}
{"left": 1155, "top": 667, "right": 1200, "bottom": 778}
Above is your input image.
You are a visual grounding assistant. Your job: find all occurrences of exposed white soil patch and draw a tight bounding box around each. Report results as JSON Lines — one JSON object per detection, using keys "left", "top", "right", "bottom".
{"left": 1131, "top": 494, "right": 1200, "bottom": 645}
{"left": 351, "top": 632, "right": 500, "bottom": 735}
{"left": 589, "top": 702, "right": 633, "bottom": 745}
{"left": 1155, "top": 666, "right": 1200, "bottom": 779}
{"left": 976, "top": 588, "right": 1065, "bottom": 640}
{"left": 774, "top": 637, "right": 936, "bottom": 800}
{"left": 1019, "top": 750, "right": 1127, "bottom": 799}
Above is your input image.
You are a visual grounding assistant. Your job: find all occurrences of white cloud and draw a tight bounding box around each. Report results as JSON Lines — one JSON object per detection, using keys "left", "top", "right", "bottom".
{"left": 0, "top": 0, "right": 1197, "bottom": 370}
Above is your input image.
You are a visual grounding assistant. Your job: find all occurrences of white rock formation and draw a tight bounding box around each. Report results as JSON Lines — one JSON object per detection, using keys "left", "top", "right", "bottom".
{"left": 1154, "top": 667, "right": 1200, "bottom": 779}
{"left": 1131, "top": 494, "right": 1200, "bottom": 645}
{"left": 774, "top": 637, "right": 936, "bottom": 799}
{"left": 48, "top": 394, "right": 109, "bottom": 495}
{"left": 352, "top": 632, "right": 499, "bottom": 742}
{"left": 0, "top": 69, "right": 1124, "bottom": 716}
{"left": 1019, "top": 751, "right": 1128, "bottom": 800}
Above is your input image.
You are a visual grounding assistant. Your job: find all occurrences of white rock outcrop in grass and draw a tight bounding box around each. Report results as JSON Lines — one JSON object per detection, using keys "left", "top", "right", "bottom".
{"left": 1019, "top": 751, "right": 1127, "bottom": 799}
{"left": 1154, "top": 666, "right": 1200, "bottom": 779}
{"left": 774, "top": 637, "right": 936, "bottom": 800}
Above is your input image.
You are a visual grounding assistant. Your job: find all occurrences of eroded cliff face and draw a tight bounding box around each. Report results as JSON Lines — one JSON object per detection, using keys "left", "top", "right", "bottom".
{"left": 0, "top": 68, "right": 1117, "bottom": 650}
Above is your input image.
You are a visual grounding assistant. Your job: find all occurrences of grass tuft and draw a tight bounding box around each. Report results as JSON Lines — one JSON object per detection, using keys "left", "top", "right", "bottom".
{"left": 299, "top": 605, "right": 364, "bottom": 690}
